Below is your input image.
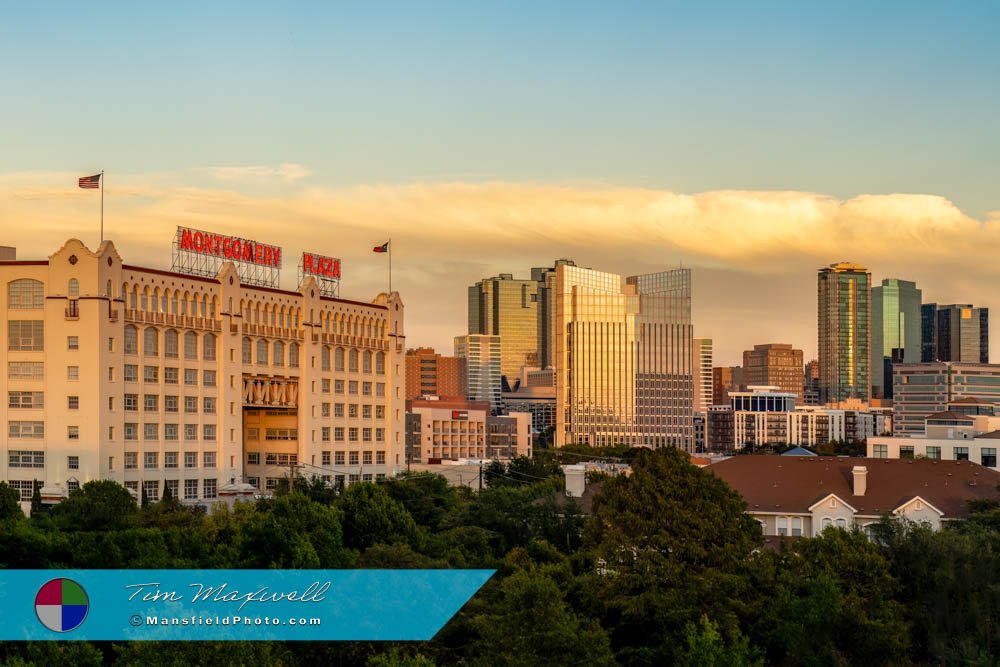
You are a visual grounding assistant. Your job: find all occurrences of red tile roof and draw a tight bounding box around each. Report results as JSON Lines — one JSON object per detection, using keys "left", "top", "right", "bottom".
{"left": 709, "top": 456, "right": 1000, "bottom": 519}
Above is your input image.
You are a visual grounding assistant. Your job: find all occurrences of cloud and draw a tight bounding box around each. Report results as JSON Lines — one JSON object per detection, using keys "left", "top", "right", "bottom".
{"left": 196, "top": 163, "right": 313, "bottom": 183}
{"left": 0, "top": 173, "right": 996, "bottom": 365}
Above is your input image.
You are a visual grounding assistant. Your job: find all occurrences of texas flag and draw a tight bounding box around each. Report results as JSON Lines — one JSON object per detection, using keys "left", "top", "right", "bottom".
{"left": 373, "top": 241, "right": 389, "bottom": 253}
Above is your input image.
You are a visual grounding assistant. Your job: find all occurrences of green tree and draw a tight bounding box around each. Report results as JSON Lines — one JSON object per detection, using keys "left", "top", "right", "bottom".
{"left": 0, "top": 482, "right": 24, "bottom": 521}
{"left": 49, "top": 480, "right": 137, "bottom": 531}
{"left": 236, "top": 494, "right": 353, "bottom": 568}
{"left": 337, "top": 483, "right": 418, "bottom": 551}
{"left": 29, "top": 479, "right": 42, "bottom": 516}
{"left": 675, "top": 615, "right": 763, "bottom": 667}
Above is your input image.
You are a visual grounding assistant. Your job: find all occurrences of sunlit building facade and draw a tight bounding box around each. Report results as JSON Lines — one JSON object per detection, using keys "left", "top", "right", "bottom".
{"left": 743, "top": 343, "right": 804, "bottom": 402}
{"left": 818, "top": 262, "right": 871, "bottom": 404}
{"left": 554, "top": 265, "right": 694, "bottom": 449}
{"left": 0, "top": 239, "right": 406, "bottom": 506}
{"left": 454, "top": 334, "right": 502, "bottom": 413}
{"left": 693, "top": 338, "right": 713, "bottom": 412}
{"left": 468, "top": 274, "right": 540, "bottom": 387}
{"left": 871, "top": 279, "right": 922, "bottom": 399}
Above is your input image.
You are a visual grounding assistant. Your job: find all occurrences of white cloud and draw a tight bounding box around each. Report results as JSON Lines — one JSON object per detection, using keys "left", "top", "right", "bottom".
{"left": 197, "top": 163, "right": 312, "bottom": 183}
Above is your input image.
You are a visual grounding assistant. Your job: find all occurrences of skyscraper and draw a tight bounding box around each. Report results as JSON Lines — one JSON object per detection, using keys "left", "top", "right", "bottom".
{"left": 467, "top": 274, "right": 539, "bottom": 388}
{"left": 818, "top": 262, "right": 871, "bottom": 404}
{"left": 693, "top": 338, "right": 713, "bottom": 412}
{"left": 553, "top": 264, "right": 694, "bottom": 449}
{"left": 454, "top": 334, "right": 503, "bottom": 413}
{"left": 742, "top": 343, "right": 804, "bottom": 401}
{"left": 921, "top": 304, "right": 989, "bottom": 364}
{"left": 712, "top": 366, "right": 744, "bottom": 405}
{"left": 871, "top": 279, "right": 922, "bottom": 399}
{"left": 404, "top": 347, "right": 467, "bottom": 400}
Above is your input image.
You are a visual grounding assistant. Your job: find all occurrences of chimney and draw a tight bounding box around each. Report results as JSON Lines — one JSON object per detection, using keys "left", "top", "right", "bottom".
{"left": 852, "top": 465, "right": 868, "bottom": 496}
{"left": 563, "top": 465, "right": 587, "bottom": 498}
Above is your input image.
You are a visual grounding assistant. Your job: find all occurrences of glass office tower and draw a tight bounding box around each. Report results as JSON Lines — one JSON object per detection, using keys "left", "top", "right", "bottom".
{"left": 871, "top": 278, "right": 922, "bottom": 399}
{"left": 818, "top": 262, "right": 871, "bottom": 404}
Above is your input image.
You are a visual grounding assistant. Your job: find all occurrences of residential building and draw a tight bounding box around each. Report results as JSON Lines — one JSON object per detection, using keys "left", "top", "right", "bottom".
{"left": 921, "top": 304, "right": 989, "bottom": 364}
{"left": 406, "top": 397, "right": 531, "bottom": 462}
{"left": 404, "top": 347, "right": 466, "bottom": 400}
{"left": 892, "top": 362, "right": 1000, "bottom": 436}
{"left": 742, "top": 343, "right": 804, "bottom": 401}
{"left": 818, "top": 262, "right": 871, "bottom": 404}
{"left": 706, "top": 405, "right": 734, "bottom": 453}
{"left": 454, "top": 334, "right": 502, "bottom": 413}
{"left": 710, "top": 456, "right": 1000, "bottom": 537}
{"left": 0, "top": 238, "right": 406, "bottom": 507}
{"left": 712, "top": 366, "right": 744, "bottom": 405}
{"left": 867, "top": 409, "right": 1000, "bottom": 470}
{"left": 693, "top": 338, "right": 713, "bottom": 412}
{"left": 871, "top": 279, "right": 922, "bottom": 399}
{"left": 553, "top": 265, "right": 694, "bottom": 449}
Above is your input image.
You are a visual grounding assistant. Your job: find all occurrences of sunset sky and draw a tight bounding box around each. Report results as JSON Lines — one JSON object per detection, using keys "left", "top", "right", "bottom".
{"left": 3, "top": 2, "right": 999, "bottom": 365}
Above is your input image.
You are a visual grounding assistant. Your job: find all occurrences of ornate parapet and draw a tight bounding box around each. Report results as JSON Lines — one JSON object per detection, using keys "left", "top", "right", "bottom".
{"left": 243, "top": 375, "right": 299, "bottom": 408}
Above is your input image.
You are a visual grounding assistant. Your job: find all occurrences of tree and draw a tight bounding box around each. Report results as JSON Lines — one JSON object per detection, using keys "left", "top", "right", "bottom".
{"left": 675, "top": 615, "right": 763, "bottom": 667}
{"left": 0, "top": 482, "right": 24, "bottom": 521}
{"left": 49, "top": 480, "right": 137, "bottom": 531}
{"left": 140, "top": 482, "right": 149, "bottom": 508}
{"left": 30, "top": 479, "right": 42, "bottom": 516}
{"left": 336, "top": 482, "right": 418, "bottom": 551}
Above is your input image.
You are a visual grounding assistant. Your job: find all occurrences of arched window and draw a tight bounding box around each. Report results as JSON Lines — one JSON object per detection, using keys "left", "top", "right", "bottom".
{"left": 273, "top": 341, "right": 284, "bottom": 366}
{"left": 140, "top": 287, "right": 148, "bottom": 311}
{"left": 203, "top": 333, "right": 216, "bottom": 361}
{"left": 362, "top": 350, "right": 372, "bottom": 374}
{"left": 821, "top": 517, "right": 833, "bottom": 532}
{"left": 160, "top": 289, "right": 168, "bottom": 313}
{"left": 835, "top": 518, "right": 848, "bottom": 530}
{"left": 200, "top": 295, "right": 207, "bottom": 318}
{"left": 349, "top": 348, "right": 359, "bottom": 372}
{"left": 130, "top": 286, "right": 138, "bottom": 310}
{"left": 164, "top": 329, "right": 179, "bottom": 358}
{"left": 7, "top": 279, "right": 44, "bottom": 309}
{"left": 210, "top": 298, "right": 216, "bottom": 319}
{"left": 106, "top": 280, "right": 112, "bottom": 297}
{"left": 171, "top": 292, "right": 178, "bottom": 314}
{"left": 321, "top": 346, "right": 331, "bottom": 371}
{"left": 242, "top": 337, "right": 252, "bottom": 364}
{"left": 289, "top": 342, "right": 299, "bottom": 368}
{"left": 334, "top": 347, "right": 345, "bottom": 372}
{"left": 68, "top": 279, "right": 79, "bottom": 297}
{"left": 256, "top": 339, "right": 268, "bottom": 365}
{"left": 180, "top": 292, "right": 189, "bottom": 315}
{"left": 143, "top": 327, "right": 158, "bottom": 356}
{"left": 375, "top": 351, "right": 385, "bottom": 375}
{"left": 124, "top": 325, "right": 138, "bottom": 354}
{"left": 184, "top": 332, "right": 198, "bottom": 360}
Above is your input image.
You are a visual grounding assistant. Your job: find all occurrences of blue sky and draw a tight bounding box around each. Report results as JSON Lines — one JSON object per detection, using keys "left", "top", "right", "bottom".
{"left": 2, "top": 2, "right": 999, "bottom": 364}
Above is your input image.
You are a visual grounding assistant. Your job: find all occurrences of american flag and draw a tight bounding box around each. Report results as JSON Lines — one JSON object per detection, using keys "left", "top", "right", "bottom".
{"left": 78, "top": 173, "right": 101, "bottom": 189}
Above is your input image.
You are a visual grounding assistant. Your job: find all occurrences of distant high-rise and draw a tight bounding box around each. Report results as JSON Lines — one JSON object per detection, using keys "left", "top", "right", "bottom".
{"left": 454, "top": 334, "right": 503, "bottom": 413}
{"left": 712, "top": 366, "right": 744, "bottom": 405}
{"left": 742, "top": 343, "right": 804, "bottom": 402}
{"left": 803, "top": 359, "right": 820, "bottom": 405}
{"left": 693, "top": 338, "right": 713, "bottom": 412}
{"left": 554, "top": 264, "right": 694, "bottom": 449}
{"left": 818, "top": 262, "right": 871, "bottom": 404}
{"left": 921, "top": 304, "right": 989, "bottom": 364}
{"left": 871, "top": 279, "right": 922, "bottom": 399}
{"left": 404, "top": 348, "right": 467, "bottom": 400}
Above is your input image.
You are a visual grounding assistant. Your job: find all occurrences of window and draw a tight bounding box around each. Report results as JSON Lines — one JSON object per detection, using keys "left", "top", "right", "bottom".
{"left": 184, "top": 369, "right": 197, "bottom": 386}
{"left": 335, "top": 451, "right": 345, "bottom": 465}
{"left": 362, "top": 382, "right": 372, "bottom": 396}
{"left": 349, "top": 381, "right": 358, "bottom": 395}
{"left": 124, "top": 325, "right": 138, "bottom": 354}
{"left": 202, "top": 370, "right": 216, "bottom": 387}
{"left": 363, "top": 428, "right": 372, "bottom": 442}
{"left": 143, "top": 366, "right": 158, "bottom": 383}
{"left": 776, "top": 517, "right": 787, "bottom": 536}
{"left": 143, "top": 328, "right": 158, "bottom": 356}
{"left": 184, "top": 424, "right": 197, "bottom": 441}
{"left": 8, "top": 362, "right": 44, "bottom": 380}
{"left": 143, "top": 480, "right": 160, "bottom": 502}
{"left": 375, "top": 405, "right": 385, "bottom": 419}
{"left": 165, "top": 367, "right": 179, "bottom": 384}
{"left": 165, "top": 330, "right": 179, "bottom": 358}
{"left": 68, "top": 425, "right": 79, "bottom": 440}
{"left": 8, "top": 421, "right": 44, "bottom": 438}
{"left": 164, "top": 423, "right": 179, "bottom": 441}
{"left": 124, "top": 423, "right": 138, "bottom": 440}
{"left": 349, "top": 474, "right": 359, "bottom": 484}
{"left": 900, "top": 446, "right": 915, "bottom": 460}
{"left": 164, "top": 395, "right": 178, "bottom": 413}
{"left": 67, "top": 366, "right": 79, "bottom": 381}
{"left": 362, "top": 474, "right": 373, "bottom": 482}
{"left": 125, "top": 452, "right": 138, "bottom": 469}
{"left": 322, "top": 402, "right": 331, "bottom": 417}
{"left": 363, "top": 451, "right": 373, "bottom": 464}
{"left": 273, "top": 341, "right": 284, "bottom": 366}
{"left": 164, "top": 479, "right": 179, "bottom": 498}
{"left": 334, "top": 347, "right": 344, "bottom": 371}
{"left": 321, "top": 347, "right": 331, "bottom": 371}
{"left": 335, "top": 427, "right": 345, "bottom": 442}
{"left": 349, "top": 451, "right": 359, "bottom": 465}
{"left": 65, "top": 395, "right": 80, "bottom": 410}
{"left": 791, "top": 517, "right": 802, "bottom": 537}
{"left": 143, "top": 394, "right": 158, "bottom": 411}
{"left": 68, "top": 455, "right": 79, "bottom": 470}
{"left": 322, "top": 427, "right": 331, "bottom": 442}
{"left": 247, "top": 452, "right": 260, "bottom": 465}
{"left": 872, "top": 444, "right": 888, "bottom": 459}
{"left": 376, "top": 428, "right": 385, "bottom": 442}
{"left": 184, "top": 332, "right": 197, "bottom": 360}
{"left": 247, "top": 427, "right": 259, "bottom": 441}
{"left": 982, "top": 448, "right": 997, "bottom": 468}
{"left": 9, "top": 391, "right": 44, "bottom": 409}
{"left": 203, "top": 397, "right": 216, "bottom": 414}
{"left": 7, "top": 279, "right": 44, "bottom": 309}
{"left": 349, "top": 349, "right": 359, "bottom": 372}
{"left": 349, "top": 428, "right": 359, "bottom": 442}
{"left": 242, "top": 337, "right": 252, "bottom": 364}
{"left": 203, "top": 424, "right": 216, "bottom": 441}
{"left": 184, "top": 452, "right": 197, "bottom": 468}
{"left": 163, "top": 451, "right": 178, "bottom": 468}
{"left": 8, "top": 450, "right": 44, "bottom": 468}
{"left": 821, "top": 517, "right": 832, "bottom": 532}
{"left": 256, "top": 339, "right": 268, "bottom": 365}
{"left": 322, "top": 379, "right": 331, "bottom": 393}
{"left": 265, "top": 428, "right": 298, "bottom": 441}
{"left": 144, "top": 423, "right": 158, "bottom": 440}
{"left": 67, "top": 335, "right": 79, "bottom": 350}
{"left": 955, "top": 447, "right": 970, "bottom": 461}
{"left": 289, "top": 342, "right": 299, "bottom": 368}
{"left": 203, "top": 334, "right": 216, "bottom": 361}
{"left": 375, "top": 351, "right": 385, "bottom": 374}
{"left": 184, "top": 479, "right": 198, "bottom": 499}
{"left": 184, "top": 396, "right": 198, "bottom": 413}
{"left": 334, "top": 380, "right": 344, "bottom": 394}
{"left": 376, "top": 383, "right": 385, "bottom": 397}
{"left": 927, "top": 446, "right": 941, "bottom": 460}
{"left": 203, "top": 452, "right": 216, "bottom": 468}
{"left": 362, "top": 351, "right": 372, "bottom": 374}
{"left": 144, "top": 452, "right": 158, "bottom": 469}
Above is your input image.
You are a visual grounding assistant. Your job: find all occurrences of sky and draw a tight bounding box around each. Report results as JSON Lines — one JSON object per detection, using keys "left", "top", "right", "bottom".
{"left": 2, "top": 2, "right": 999, "bottom": 365}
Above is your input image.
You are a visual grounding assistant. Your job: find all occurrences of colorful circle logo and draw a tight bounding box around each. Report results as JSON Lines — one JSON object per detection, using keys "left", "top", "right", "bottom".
{"left": 35, "top": 578, "right": 89, "bottom": 633}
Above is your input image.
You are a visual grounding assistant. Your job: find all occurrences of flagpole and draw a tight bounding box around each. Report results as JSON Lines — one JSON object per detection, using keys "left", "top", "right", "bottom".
{"left": 100, "top": 170, "right": 105, "bottom": 243}
{"left": 388, "top": 237, "right": 392, "bottom": 294}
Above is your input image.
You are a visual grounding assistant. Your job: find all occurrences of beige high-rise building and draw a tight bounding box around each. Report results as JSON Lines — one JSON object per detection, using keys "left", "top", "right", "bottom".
{"left": 553, "top": 265, "right": 694, "bottom": 449}
{"left": 693, "top": 338, "right": 713, "bottom": 412}
{"left": 0, "top": 238, "right": 406, "bottom": 508}
{"left": 743, "top": 343, "right": 804, "bottom": 402}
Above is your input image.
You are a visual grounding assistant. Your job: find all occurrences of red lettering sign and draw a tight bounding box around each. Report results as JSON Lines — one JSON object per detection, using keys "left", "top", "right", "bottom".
{"left": 301, "top": 252, "right": 342, "bottom": 281}
{"left": 174, "top": 226, "right": 282, "bottom": 269}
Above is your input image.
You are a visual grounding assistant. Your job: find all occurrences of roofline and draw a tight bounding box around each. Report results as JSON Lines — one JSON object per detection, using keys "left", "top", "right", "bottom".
{"left": 807, "top": 492, "right": 858, "bottom": 513}
{"left": 892, "top": 495, "right": 945, "bottom": 517}
{"left": 0, "top": 260, "right": 48, "bottom": 266}
{"left": 122, "top": 265, "right": 218, "bottom": 284}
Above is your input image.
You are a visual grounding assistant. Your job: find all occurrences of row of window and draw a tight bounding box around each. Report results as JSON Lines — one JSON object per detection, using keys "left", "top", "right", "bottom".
{"left": 124, "top": 394, "right": 216, "bottom": 413}
{"left": 318, "top": 346, "right": 385, "bottom": 374}
{"left": 248, "top": 473, "right": 384, "bottom": 490}
{"left": 871, "top": 444, "right": 998, "bottom": 467}
{"left": 123, "top": 423, "right": 217, "bottom": 441}
{"left": 126, "top": 479, "right": 216, "bottom": 501}
{"left": 124, "top": 451, "right": 215, "bottom": 469}
{"left": 317, "top": 403, "right": 385, "bottom": 419}
{"left": 240, "top": 338, "right": 301, "bottom": 367}
{"left": 124, "top": 326, "right": 217, "bottom": 361}
{"left": 320, "top": 379, "right": 385, "bottom": 396}
{"left": 125, "top": 284, "right": 216, "bottom": 319}
{"left": 123, "top": 365, "right": 216, "bottom": 386}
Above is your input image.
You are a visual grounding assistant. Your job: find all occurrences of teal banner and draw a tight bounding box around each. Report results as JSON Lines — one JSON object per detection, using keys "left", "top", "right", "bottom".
{"left": 0, "top": 570, "right": 494, "bottom": 641}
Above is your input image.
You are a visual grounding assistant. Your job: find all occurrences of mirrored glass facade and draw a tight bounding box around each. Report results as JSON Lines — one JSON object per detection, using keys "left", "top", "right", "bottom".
{"left": 818, "top": 262, "right": 871, "bottom": 404}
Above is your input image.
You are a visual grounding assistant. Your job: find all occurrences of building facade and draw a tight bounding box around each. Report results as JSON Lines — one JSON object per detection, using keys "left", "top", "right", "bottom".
{"left": 454, "top": 334, "right": 502, "bottom": 413}
{"left": 742, "top": 343, "right": 804, "bottom": 402}
{"left": 921, "top": 304, "right": 989, "bottom": 364}
{"left": 818, "top": 262, "right": 871, "bottom": 404}
{"left": 1, "top": 239, "right": 406, "bottom": 506}
{"left": 871, "top": 279, "right": 922, "bottom": 399}
{"left": 712, "top": 366, "right": 744, "bottom": 405}
{"left": 404, "top": 347, "right": 466, "bottom": 400}
{"left": 554, "top": 265, "right": 694, "bottom": 449}
{"left": 892, "top": 362, "right": 1000, "bottom": 436}
{"left": 867, "top": 410, "right": 1000, "bottom": 470}
{"left": 406, "top": 397, "right": 530, "bottom": 462}
{"left": 693, "top": 338, "right": 713, "bottom": 412}
{"left": 468, "top": 273, "right": 540, "bottom": 386}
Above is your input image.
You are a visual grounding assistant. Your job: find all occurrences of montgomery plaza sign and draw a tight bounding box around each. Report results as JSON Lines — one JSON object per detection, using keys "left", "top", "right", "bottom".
{"left": 178, "top": 227, "right": 282, "bottom": 269}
